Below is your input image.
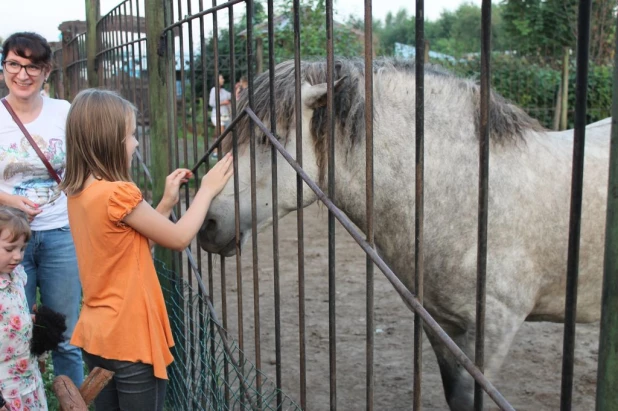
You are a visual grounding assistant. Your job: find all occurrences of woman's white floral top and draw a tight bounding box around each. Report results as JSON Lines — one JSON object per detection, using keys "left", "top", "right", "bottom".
{"left": 0, "top": 265, "right": 47, "bottom": 411}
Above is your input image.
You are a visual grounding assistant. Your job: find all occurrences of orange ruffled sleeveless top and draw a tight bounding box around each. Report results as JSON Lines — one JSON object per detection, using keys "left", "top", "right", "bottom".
{"left": 67, "top": 180, "right": 174, "bottom": 379}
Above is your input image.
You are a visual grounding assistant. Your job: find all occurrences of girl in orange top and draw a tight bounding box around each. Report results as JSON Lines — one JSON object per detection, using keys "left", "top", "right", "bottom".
{"left": 60, "top": 89, "right": 233, "bottom": 411}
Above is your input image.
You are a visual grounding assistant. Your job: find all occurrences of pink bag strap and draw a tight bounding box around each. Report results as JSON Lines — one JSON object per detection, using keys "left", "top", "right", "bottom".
{"left": 1, "top": 97, "right": 62, "bottom": 184}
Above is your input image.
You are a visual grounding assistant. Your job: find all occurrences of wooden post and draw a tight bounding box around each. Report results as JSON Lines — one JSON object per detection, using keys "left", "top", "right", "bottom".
{"left": 553, "top": 82, "right": 562, "bottom": 131}
{"left": 85, "top": 0, "right": 100, "bottom": 88}
{"left": 559, "top": 47, "right": 570, "bottom": 130}
{"left": 144, "top": 0, "right": 175, "bottom": 271}
{"left": 79, "top": 367, "right": 114, "bottom": 405}
{"left": 424, "top": 39, "right": 430, "bottom": 63}
{"left": 53, "top": 367, "right": 114, "bottom": 410}
{"left": 596, "top": 15, "right": 618, "bottom": 410}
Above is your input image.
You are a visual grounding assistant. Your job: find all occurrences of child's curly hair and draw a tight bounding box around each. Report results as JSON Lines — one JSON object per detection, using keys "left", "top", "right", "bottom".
{"left": 30, "top": 305, "right": 67, "bottom": 356}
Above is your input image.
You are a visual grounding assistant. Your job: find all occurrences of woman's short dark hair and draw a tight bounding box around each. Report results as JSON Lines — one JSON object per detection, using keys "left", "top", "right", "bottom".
{"left": 1, "top": 32, "right": 52, "bottom": 68}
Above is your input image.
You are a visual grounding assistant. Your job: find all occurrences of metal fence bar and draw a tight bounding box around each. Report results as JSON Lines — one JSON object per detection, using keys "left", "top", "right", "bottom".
{"left": 364, "top": 0, "right": 375, "bottom": 409}
{"left": 186, "top": 4, "right": 201, "bottom": 409}
{"left": 561, "top": 1, "right": 592, "bottom": 410}
{"left": 118, "top": 3, "right": 127, "bottom": 98}
{"left": 325, "top": 0, "right": 337, "bottom": 408}
{"left": 413, "top": 0, "right": 425, "bottom": 409}
{"left": 475, "top": 1, "right": 492, "bottom": 410}
{"left": 265, "top": 0, "right": 283, "bottom": 408}
{"left": 596, "top": 14, "right": 618, "bottom": 411}
{"left": 224, "top": 1, "right": 235, "bottom": 406}
{"left": 243, "top": 1, "right": 256, "bottom": 408}
{"left": 292, "top": 0, "right": 307, "bottom": 407}
{"left": 245, "top": 0, "right": 264, "bottom": 406}
{"left": 113, "top": 10, "right": 122, "bottom": 92}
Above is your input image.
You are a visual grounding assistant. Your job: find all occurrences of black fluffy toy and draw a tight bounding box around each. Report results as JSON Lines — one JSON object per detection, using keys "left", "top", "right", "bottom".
{"left": 30, "top": 305, "right": 67, "bottom": 357}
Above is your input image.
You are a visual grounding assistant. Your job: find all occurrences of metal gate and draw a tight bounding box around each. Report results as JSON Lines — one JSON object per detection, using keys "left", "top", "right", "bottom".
{"left": 50, "top": 0, "right": 617, "bottom": 409}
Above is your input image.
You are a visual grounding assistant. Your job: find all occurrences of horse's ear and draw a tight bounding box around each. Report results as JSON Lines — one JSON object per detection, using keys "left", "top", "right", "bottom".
{"left": 303, "top": 76, "right": 347, "bottom": 110}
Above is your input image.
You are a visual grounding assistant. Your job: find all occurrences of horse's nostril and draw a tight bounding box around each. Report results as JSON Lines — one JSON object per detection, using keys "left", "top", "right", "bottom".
{"left": 205, "top": 219, "right": 217, "bottom": 232}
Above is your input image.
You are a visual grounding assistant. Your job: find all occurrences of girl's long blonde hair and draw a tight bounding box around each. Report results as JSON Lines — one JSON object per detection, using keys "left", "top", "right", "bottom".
{"left": 61, "top": 89, "right": 137, "bottom": 195}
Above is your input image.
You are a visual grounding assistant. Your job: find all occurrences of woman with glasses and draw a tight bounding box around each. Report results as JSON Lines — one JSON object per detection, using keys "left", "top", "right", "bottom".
{"left": 0, "top": 32, "right": 84, "bottom": 393}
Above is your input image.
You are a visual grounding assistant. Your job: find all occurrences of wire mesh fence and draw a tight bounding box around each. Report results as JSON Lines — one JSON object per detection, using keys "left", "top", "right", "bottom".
{"left": 156, "top": 259, "right": 302, "bottom": 411}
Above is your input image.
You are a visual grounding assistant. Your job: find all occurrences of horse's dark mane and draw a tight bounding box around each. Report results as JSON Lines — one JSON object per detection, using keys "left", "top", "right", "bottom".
{"left": 224, "top": 58, "right": 450, "bottom": 150}
{"left": 224, "top": 58, "right": 544, "bottom": 182}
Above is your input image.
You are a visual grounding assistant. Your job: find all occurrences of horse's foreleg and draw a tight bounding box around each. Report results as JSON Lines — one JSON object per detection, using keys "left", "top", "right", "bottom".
{"left": 425, "top": 297, "right": 526, "bottom": 411}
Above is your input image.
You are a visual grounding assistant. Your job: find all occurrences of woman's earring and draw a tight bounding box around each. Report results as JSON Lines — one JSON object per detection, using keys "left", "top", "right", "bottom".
{"left": 44, "top": 78, "right": 48, "bottom": 84}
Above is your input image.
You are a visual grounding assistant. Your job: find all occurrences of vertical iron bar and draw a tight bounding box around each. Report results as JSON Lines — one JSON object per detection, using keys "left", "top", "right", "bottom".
{"left": 185, "top": 4, "right": 201, "bottom": 406}
{"left": 232, "top": 118, "right": 242, "bottom": 410}
{"left": 114, "top": 9, "right": 122, "bottom": 92}
{"left": 127, "top": 1, "right": 137, "bottom": 183}
{"left": 326, "top": 0, "right": 337, "bottom": 409}
{"left": 413, "top": 0, "right": 425, "bottom": 409}
{"left": 212, "top": 0, "right": 222, "bottom": 148}
{"left": 292, "top": 0, "right": 307, "bottom": 407}
{"left": 96, "top": 7, "right": 102, "bottom": 89}
{"left": 243, "top": 0, "right": 257, "bottom": 407}
{"left": 103, "top": 11, "right": 109, "bottom": 93}
{"left": 596, "top": 15, "right": 618, "bottom": 411}
{"left": 266, "top": 0, "right": 282, "bottom": 408}
{"left": 225, "top": 2, "right": 235, "bottom": 405}
{"left": 363, "top": 1, "right": 375, "bottom": 410}
{"left": 247, "top": 0, "right": 263, "bottom": 405}
{"left": 121, "top": 3, "right": 129, "bottom": 98}
{"left": 117, "top": 7, "right": 125, "bottom": 97}
{"left": 171, "top": 4, "right": 188, "bottom": 409}
{"left": 560, "top": 1, "right": 591, "bottom": 409}
{"left": 474, "top": 1, "right": 491, "bottom": 410}
{"left": 220, "top": 253, "right": 230, "bottom": 407}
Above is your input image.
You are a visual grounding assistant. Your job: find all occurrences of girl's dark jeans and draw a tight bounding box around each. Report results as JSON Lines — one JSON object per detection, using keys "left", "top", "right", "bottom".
{"left": 82, "top": 351, "right": 167, "bottom": 411}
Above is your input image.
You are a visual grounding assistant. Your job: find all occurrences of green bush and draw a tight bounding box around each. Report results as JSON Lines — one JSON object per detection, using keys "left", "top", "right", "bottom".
{"left": 441, "top": 55, "right": 612, "bottom": 129}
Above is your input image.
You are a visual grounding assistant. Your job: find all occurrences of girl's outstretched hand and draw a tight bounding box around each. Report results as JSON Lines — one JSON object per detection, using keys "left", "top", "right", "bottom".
{"left": 201, "top": 153, "right": 234, "bottom": 198}
{"left": 162, "top": 168, "right": 193, "bottom": 207}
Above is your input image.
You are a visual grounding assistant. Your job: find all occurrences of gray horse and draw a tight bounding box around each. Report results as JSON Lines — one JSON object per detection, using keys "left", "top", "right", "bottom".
{"left": 199, "top": 59, "right": 608, "bottom": 410}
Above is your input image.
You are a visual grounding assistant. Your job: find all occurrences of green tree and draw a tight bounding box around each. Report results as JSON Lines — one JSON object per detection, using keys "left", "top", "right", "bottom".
{"left": 426, "top": 3, "right": 507, "bottom": 57}
{"left": 272, "top": 0, "right": 363, "bottom": 60}
{"left": 195, "top": 0, "right": 363, "bottom": 96}
{"left": 500, "top": 0, "right": 616, "bottom": 64}
{"left": 376, "top": 9, "right": 415, "bottom": 56}
{"left": 375, "top": 3, "right": 506, "bottom": 58}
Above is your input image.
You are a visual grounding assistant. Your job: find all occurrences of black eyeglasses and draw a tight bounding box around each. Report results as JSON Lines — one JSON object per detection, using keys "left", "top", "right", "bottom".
{"left": 2, "top": 60, "right": 43, "bottom": 77}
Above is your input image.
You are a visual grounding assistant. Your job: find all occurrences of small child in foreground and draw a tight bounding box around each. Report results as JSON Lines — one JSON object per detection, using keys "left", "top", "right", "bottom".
{"left": 0, "top": 206, "right": 47, "bottom": 411}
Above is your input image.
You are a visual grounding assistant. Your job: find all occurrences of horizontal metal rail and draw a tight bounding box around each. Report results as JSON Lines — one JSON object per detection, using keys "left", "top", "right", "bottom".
{"left": 65, "top": 59, "right": 88, "bottom": 70}
{"left": 95, "top": 37, "right": 146, "bottom": 59}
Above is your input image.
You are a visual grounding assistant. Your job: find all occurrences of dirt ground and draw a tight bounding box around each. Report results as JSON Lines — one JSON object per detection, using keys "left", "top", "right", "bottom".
{"left": 198, "top": 203, "right": 599, "bottom": 411}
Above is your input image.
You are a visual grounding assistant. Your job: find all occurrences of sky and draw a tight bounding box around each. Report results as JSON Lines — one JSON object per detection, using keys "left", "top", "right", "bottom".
{"left": 0, "top": 0, "right": 477, "bottom": 43}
